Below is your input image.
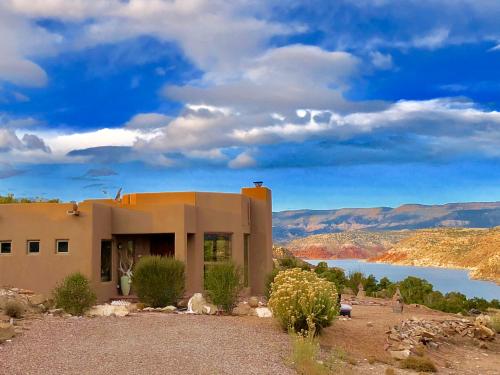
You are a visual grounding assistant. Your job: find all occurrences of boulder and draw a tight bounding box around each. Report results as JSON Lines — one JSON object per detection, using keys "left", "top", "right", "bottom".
{"left": 86, "top": 304, "right": 129, "bottom": 317}
{"left": 475, "top": 314, "right": 491, "bottom": 327}
{"left": 474, "top": 325, "right": 495, "bottom": 340}
{"left": 248, "top": 296, "right": 259, "bottom": 308}
{"left": 389, "top": 349, "right": 410, "bottom": 360}
{"left": 0, "top": 322, "right": 15, "bottom": 342}
{"left": 187, "top": 293, "right": 207, "bottom": 314}
{"left": 255, "top": 307, "right": 272, "bottom": 318}
{"left": 161, "top": 306, "right": 177, "bottom": 313}
{"left": 27, "top": 294, "right": 46, "bottom": 306}
{"left": 232, "top": 302, "right": 252, "bottom": 316}
{"left": 202, "top": 304, "right": 218, "bottom": 315}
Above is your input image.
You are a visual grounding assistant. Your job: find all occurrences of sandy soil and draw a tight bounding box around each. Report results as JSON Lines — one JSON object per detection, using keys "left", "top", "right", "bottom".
{"left": 1, "top": 301, "right": 498, "bottom": 375}
{"left": 0, "top": 314, "right": 293, "bottom": 375}
{"left": 320, "top": 299, "right": 500, "bottom": 375}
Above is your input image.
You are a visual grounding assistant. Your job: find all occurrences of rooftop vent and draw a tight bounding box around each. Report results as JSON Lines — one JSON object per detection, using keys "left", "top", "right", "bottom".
{"left": 253, "top": 181, "right": 263, "bottom": 187}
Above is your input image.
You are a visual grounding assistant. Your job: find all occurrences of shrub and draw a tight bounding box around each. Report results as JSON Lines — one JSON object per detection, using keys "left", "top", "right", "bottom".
{"left": 265, "top": 267, "right": 280, "bottom": 299}
{"left": 5, "top": 300, "right": 24, "bottom": 318}
{"left": 279, "top": 256, "right": 311, "bottom": 270}
{"left": 204, "top": 262, "right": 242, "bottom": 312}
{"left": 269, "top": 268, "right": 339, "bottom": 334}
{"left": 488, "top": 315, "right": 500, "bottom": 333}
{"left": 289, "top": 332, "right": 329, "bottom": 375}
{"left": 53, "top": 272, "right": 96, "bottom": 315}
{"left": 400, "top": 356, "right": 437, "bottom": 372}
{"left": 133, "top": 256, "right": 185, "bottom": 307}
{"left": 315, "top": 265, "right": 347, "bottom": 291}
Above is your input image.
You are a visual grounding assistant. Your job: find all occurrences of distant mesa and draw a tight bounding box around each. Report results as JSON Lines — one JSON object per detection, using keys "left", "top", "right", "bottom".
{"left": 273, "top": 201, "right": 500, "bottom": 242}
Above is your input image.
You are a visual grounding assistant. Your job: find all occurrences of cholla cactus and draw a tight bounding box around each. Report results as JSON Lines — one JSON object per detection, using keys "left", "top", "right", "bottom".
{"left": 268, "top": 268, "right": 339, "bottom": 335}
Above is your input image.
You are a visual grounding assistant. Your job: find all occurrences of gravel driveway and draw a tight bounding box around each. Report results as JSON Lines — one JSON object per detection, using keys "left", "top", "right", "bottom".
{"left": 0, "top": 314, "right": 294, "bottom": 375}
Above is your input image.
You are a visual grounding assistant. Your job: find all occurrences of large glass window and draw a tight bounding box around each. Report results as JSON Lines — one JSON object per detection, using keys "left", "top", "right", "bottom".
{"left": 101, "top": 240, "right": 112, "bottom": 282}
{"left": 204, "top": 233, "right": 231, "bottom": 283}
{"left": 0, "top": 241, "right": 11, "bottom": 254}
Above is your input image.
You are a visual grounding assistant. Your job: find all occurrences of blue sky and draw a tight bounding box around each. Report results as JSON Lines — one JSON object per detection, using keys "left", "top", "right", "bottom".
{"left": 1, "top": 1, "right": 500, "bottom": 211}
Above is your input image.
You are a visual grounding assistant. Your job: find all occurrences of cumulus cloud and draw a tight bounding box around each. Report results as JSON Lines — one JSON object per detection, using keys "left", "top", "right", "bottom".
{"left": 229, "top": 151, "right": 257, "bottom": 169}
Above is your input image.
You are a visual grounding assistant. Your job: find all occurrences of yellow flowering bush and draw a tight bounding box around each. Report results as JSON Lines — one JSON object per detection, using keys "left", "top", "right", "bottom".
{"left": 269, "top": 268, "right": 339, "bottom": 334}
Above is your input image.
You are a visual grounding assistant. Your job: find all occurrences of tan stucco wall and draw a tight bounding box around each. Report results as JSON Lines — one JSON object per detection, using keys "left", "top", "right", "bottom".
{"left": 0, "top": 203, "right": 94, "bottom": 296}
{"left": 0, "top": 186, "right": 272, "bottom": 301}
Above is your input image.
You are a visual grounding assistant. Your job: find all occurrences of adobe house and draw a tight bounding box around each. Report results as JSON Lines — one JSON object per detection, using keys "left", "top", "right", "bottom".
{"left": 0, "top": 184, "right": 273, "bottom": 301}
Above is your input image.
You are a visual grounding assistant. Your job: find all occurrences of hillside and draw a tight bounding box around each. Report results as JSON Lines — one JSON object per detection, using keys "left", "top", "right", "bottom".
{"left": 273, "top": 201, "right": 500, "bottom": 242}
{"left": 285, "top": 230, "right": 410, "bottom": 259}
{"left": 372, "top": 227, "right": 500, "bottom": 283}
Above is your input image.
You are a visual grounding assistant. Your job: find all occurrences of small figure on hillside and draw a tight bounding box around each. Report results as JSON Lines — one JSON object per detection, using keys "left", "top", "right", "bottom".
{"left": 356, "top": 283, "right": 366, "bottom": 299}
{"left": 392, "top": 288, "right": 404, "bottom": 313}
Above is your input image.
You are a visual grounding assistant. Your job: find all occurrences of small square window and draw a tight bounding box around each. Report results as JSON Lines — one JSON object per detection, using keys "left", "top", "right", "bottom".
{"left": 56, "top": 240, "right": 69, "bottom": 253}
{"left": 0, "top": 242, "right": 12, "bottom": 254}
{"left": 27, "top": 241, "right": 40, "bottom": 254}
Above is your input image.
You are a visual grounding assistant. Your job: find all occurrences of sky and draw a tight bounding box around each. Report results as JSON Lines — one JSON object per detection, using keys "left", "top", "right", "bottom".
{"left": 1, "top": 0, "right": 500, "bottom": 211}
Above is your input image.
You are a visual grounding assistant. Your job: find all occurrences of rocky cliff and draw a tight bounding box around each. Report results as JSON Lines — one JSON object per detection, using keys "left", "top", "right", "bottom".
{"left": 286, "top": 230, "right": 410, "bottom": 259}
{"left": 371, "top": 227, "right": 500, "bottom": 284}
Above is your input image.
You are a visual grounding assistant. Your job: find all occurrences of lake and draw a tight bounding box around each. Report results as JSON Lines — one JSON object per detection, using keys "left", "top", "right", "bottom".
{"left": 306, "top": 259, "right": 500, "bottom": 301}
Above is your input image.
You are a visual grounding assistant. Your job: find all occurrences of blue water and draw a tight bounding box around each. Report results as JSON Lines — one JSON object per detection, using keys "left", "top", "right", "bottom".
{"left": 306, "top": 259, "right": 500, "bottom": 301}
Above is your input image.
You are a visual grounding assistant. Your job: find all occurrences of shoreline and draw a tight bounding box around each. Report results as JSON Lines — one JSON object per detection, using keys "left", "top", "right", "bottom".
{"left": 302, "top": 257, "right": 500, "bottom": 286}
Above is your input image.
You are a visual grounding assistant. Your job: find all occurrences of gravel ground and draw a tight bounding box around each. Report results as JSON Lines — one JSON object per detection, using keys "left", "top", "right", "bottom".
{"left": 0, "top": 313, "right": 294, "bottom": 375}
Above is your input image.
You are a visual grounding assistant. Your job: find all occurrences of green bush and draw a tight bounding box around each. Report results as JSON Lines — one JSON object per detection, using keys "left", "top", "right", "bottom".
{"left": 279, "top": 256, "right": 311, "bottom": 270}
{"left": 265, "top": 267, "right": 280, "bottom": 299}
{"left": 133, "top": 256, "right": 185, "bottom": 307}
{"left": 53, "top": 272, "right": 96, "bottom": 315}
{"left": 204, "top": 262, "right": 242, "bottom": 312}
{"left": 5, "top": 300, "right": 25, "bottom": 318}
{"left": 269, "top": 268, "right": 339, "bottom": 334}
{"left": 314, "top": 264, "right": 347, "bottom": 291}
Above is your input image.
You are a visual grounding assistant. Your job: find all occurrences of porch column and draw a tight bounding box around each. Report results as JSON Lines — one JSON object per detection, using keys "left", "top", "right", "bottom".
{"left": 174, "top": 231, "right": 187, "bottom": 262}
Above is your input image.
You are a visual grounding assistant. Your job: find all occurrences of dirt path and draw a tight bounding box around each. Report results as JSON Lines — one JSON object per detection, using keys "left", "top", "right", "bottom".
{"left": 0, "top": 314, "right": 294, "bottom": 375}
{"left": 320, "top": 300, "right": 500, "bottom": 375}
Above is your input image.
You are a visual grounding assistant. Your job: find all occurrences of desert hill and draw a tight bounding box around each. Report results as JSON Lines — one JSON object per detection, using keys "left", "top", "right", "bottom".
{"left": 273, "top": 201, "right": 500, "bottom": 242}
{"left": 285, "top": 230, "right": 410, "bottom": 259}
{"left": 372, "top": 227, "right": 500, "bottom": 283}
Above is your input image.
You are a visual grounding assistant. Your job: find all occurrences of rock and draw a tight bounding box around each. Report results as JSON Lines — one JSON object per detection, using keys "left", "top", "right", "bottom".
{"left": 255, "top": 307, "right": 272, "bottom": 318}
{"left": 475, "top": 314, "right": 491, "bottom": 327}
{"left": 474, "top": 325, "right": 495, "bottom": 340}
{"left": 367, "top": 322, "right": 374, "bottom": 327}
{"left": 0, "top": 322, "right": 15, "bottom": 342}
{"left": 232, "top": 302, "right": 252, "bottom": 316}
{"left": 202, "top": 304, "right": 218, "bottom": 315}
{"left": 248, "top": 296, "right": 259, "bottom": 308}
{"left": 389, "top": 349, "right": 410, "bottom": 360}
{"left": 161, "top": 306, "right": 177, "bottom": 313}
{"left": 27, "top": 294, "right": 46, "bottom": 306}
{"left": 48, "top": 308, "right": 64, "bottom": 316}
{"left": 187, "top": 293, "right": 207, "bottom": 314}
{"left": 86, "top": 304, "right": 129, "bottom": 317}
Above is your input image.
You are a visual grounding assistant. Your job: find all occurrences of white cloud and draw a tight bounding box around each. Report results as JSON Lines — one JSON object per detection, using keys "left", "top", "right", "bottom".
{"left": 125, "top": 113, "right": 172, "bottom": 130}
{"left": 370, "top": 51, "right": 393, "bottom": 70}
{"left": 229, "top": 151, "right": 256, "bottom": 169}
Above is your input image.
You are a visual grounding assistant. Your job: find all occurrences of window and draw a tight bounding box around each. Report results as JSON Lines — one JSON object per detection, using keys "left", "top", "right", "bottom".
{"left": 56, "top": 240, "right": 69, "bottom": 253}
{"left": 100, "top": 240, "right": 112, "bottom": 282}
{"left": 0, "top": 241, "right": 11, "bottom": 254}
{"left": 243, "top": 234, "right": 250, "bottom": 287}
{"left": 204, "top": 233, "right": 231, "bottom": 283}
{"left": 27, "top": 241, "right": 40, "bottom": 254}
